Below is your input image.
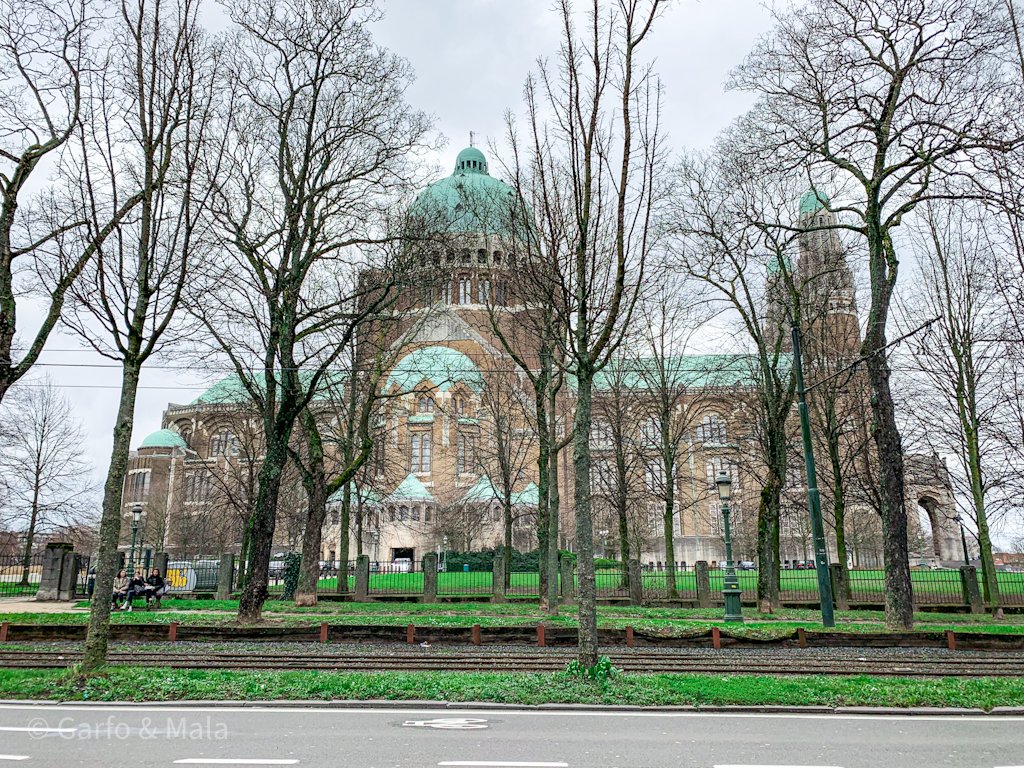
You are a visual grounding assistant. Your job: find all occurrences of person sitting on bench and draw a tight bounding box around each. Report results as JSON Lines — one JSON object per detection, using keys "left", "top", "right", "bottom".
{"left": 112, "top": 569, "right": 130, "bottom": 609}
{"left": 121, "top": 568, "right": 148, "bottom": 611}
{"left": 145, "top": 567, "right": 168, "bottom": 608}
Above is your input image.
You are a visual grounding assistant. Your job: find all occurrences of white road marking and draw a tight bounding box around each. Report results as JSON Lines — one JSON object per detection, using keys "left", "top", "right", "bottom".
{"left": 439, "top": 763, "right": 568, "bottom": 767}
{"left": 714, "top": 765, "right": 844, "bottom": 768}
{"left": 404, "top": 718, "right": 489, "bottom": 730}
{"left": 0, "top": 758, "right": 30, "bottom": 762}
{"left": 0, "top": 726, "right": 76, "bottom": 733}
{"left": 172, "top": 761, "right": 298, "bottom": 766}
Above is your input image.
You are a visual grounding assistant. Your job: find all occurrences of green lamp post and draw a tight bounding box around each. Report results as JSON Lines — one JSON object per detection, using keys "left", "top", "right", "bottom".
{"left": 128, "top": 503, "right": 142, "bottom": 571}
{"left": 716, "top": 469, "right": 744, "bottom": 623}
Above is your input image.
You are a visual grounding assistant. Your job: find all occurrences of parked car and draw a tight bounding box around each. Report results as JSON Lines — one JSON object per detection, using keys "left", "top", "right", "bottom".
{"left": 392, "top": 557, "right": 412, "bottom": 573}
{"left": 738, "top": 560, "right": 756, "bottom": 570}
{"left": 268, "top": 560, "right": 287, "bottom": 578}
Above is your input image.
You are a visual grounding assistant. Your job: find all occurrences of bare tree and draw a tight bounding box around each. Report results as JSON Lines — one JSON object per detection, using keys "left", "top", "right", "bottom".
{"left": 196, "top": 0, "right": 431, "bottom": 621}
{"left": 0, "top": 380, "right": 94, "bottom": 584}
{"left": 510, "top": 0, "right": 668, "bottom": 668}
{"left": 729, "top": 0, "right": 1022, "bottom": 628}
{"left": 63, "top": 0, "right": 215, "bottom": 671}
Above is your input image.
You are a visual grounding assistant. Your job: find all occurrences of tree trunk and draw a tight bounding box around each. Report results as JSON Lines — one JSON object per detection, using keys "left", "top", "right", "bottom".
{"left": 295, "top": 410, "right": 327, "bottom": 607}
{"left": 756, "top": 477, "right": 781, "bottom": 612}
{"left": 19, "top": 481, "right": 40, "bottom": 586}
{"left": 336, "top": 483, "right": 351, "bottom": 594}
{"left": 827, "top": 427, "right": 850, "bottom": 597}
{"left": 534, "top": 385, "right": 550, "bottom": 610}
{"left": 238, "top": 430, "right": 289, "bottom": 623}
{"left": 662, "top": 463, "right": 677, "bottom": 599}
{"left": 546, "top": 386, "right": 560, "bottom": 613}
{"left": 81, "top": 362, "right": 141, "bottom": 672}
{"left": 573, "top": 368, "right": 597, "bottom": 668}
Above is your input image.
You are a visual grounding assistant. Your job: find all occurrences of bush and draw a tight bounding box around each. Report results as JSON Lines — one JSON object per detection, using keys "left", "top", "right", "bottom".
{"left": 593, "top": 558, "right": 622, "bottom": 570}
{"left": 442, "top": 548, "right": 578, "bottom": 572}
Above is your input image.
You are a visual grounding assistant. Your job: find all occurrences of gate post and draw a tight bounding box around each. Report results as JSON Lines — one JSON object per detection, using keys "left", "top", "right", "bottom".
{"left": 491, "top": 551, "right": 506, "bottom": 603}
{"left": 36, "top": 543, "right": 73, "bottom": 601}
{"left": 695, "top": 560, "right": 713, "bottom": 608}
{"left": 423, "top": 552, "right": 438, "bottom": 603}
{"left": 354, "top": 555, "right": 370, "bottom": 601}
{"left": 216, "top": 554, "right": 235, "bottom": 601}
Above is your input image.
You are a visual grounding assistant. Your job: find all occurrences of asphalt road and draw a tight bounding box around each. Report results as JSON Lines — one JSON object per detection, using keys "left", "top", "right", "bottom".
{"left": 0, "top": 703, "right": 1022, "bottom": 768}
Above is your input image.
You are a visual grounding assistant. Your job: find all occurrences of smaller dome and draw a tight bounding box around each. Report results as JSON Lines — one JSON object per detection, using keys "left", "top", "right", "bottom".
{"left": 455, "top": 146, "right": 488, "bottom": 175}
{"left": 800, "top": 188, "right": 829, "bottom": 215}
{"left": 139, "top": 428, "right": 188, "bottom": 450}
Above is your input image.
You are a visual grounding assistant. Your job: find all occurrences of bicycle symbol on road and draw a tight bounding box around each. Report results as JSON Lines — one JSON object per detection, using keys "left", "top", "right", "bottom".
{"left": 402, "top": 718, "right": 489, "bottom": 730}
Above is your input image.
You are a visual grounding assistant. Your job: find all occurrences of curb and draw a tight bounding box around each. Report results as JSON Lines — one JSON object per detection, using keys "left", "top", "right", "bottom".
{"left": 0, "top": 699, "right": 1015, "bottom": 715}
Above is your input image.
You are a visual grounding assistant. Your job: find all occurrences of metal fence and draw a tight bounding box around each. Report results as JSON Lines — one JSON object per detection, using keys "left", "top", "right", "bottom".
{"left": 641, "top": 564, "right": 698, "bottom": 600}
{"left": 367, "top": 559, "right": 424, "bottom": 595}
{"left": 437, "top": 565, "right": 492, "bottom": 596}
{"left": 998, "top": 571, "right": 1024, "bottom": 606}
{"left": 778, "top": 569, "right": 823, "bottom": 602}
{"left": 506, "top": 571, "right": 541, "bottom": 597}
{"left": 0, "top": 553, "right": 44, "bottom": 598}
{"left": 707, "top": 567, "right": 757, "bottom": 602}
{"left": 595, "top": 565, "right": 630, "bottom": 598}
{"left": 847, "top": 568, "right": 887, "bottom": 603}
{"left": 910, "top": 568, "right": 966, "bottom": 606}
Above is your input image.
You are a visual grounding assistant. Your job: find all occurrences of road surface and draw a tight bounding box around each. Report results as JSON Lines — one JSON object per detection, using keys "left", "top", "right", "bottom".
{"left": 0, "top": 703, "right": 1022, "bottom": 767}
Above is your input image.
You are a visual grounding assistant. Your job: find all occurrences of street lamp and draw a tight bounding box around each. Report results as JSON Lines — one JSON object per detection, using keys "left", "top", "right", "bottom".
{"left": 956, "top": 515, "right": 971, "bottom": 565}
{"left": 129, "top": 504, "right": 143, "bottom": 570}
{"left": 716, "top": 470, "right": 743, "bottom": 623}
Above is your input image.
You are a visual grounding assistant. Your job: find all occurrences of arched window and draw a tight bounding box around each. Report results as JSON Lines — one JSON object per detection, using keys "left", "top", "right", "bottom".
{"left": 210, "top": 430, "right": 238, "bottom": 457}
{"left": 477, "top": 278, "right": 491, "bottom": 304}
{"left": 477, "top": 249, "right": 487, "bottom": 264}
{"left": 460, "top": 251, "right": 470, "bottom": 266}
{"left": 399, "top": 505, "right": 409, "bottom": 521}
{"left": 411, "top": 432, "right": 431, "bottom": 474}
{"left": 459, "top": 277, "right": 472, "bottom": 304}
{"left": 457, "top": 434, "right": 476, "bottom": 474}
{"left": 417, "top": 396, "right": 434, "bottom": 413}
{"left": 696, "top": 413, "right": 727, "bottom": 444}
{"left": 493, "top": 251, "right": 502, "bottom": 266}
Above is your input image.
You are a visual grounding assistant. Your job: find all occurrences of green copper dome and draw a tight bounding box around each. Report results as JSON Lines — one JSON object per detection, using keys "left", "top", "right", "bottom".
{"left": 799, "top": 188, "right": 829, "bottom": 215}
{"left": 410, "top": 147, "right": 525, "bottom": 236}
{"left": 139, "top": 429, "right": 188, "bottom": 450}
{"left": 386, "top": 345, "right": 484, "bottom": 393}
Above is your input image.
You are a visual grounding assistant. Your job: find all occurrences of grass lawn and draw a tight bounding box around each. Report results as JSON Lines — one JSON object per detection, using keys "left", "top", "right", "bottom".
{"left": 7, "top": 600, "right": 1023, "bottom": 638}
{"left": 2, "top": 666, "right": 1023, "bottom": 708}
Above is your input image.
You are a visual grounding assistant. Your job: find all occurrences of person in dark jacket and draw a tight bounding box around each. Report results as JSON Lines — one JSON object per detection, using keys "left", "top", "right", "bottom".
{"left": 145, "top": 567, "right": 168, "bottom": 608}
{"left": 122, "top": 568, "right": 147, "bottom": 611}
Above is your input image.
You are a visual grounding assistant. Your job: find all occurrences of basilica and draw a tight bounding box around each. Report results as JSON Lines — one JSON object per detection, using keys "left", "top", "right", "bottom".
{"left": 120, "top": 145, "right": 962, "bottom": 570}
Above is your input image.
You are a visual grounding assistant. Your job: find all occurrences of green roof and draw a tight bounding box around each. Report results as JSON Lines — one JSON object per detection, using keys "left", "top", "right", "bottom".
{"left": 190, "top": 372, "right": 346, "bottom": 406}
{"left": 386, "top": 345, "right": 484, "bottom": 393}
{"left": 799, "top": 188, "right": 829, "bottom": 215}
{"left": 139, "top": 429, "right": 188, "bottom": 450}
{"left": 463, "top": 476, "right": 501, "bottom": 504}
{"left": 592, "top": 354, "right": 758, "bottom": 391}
{"left": 327, "top": 483, "right": 381, "bottom": 507}
{"left": 512, "top": 482, "right": 539, "bottom": 507}
{"left": 766, "top": 251, "right": 795, "bottom": 276}
{"left": 409, "top": 147, "right": 529, "bottom": 237}
{"left": 389, "top": 474, "right": 435, "bottom": 503}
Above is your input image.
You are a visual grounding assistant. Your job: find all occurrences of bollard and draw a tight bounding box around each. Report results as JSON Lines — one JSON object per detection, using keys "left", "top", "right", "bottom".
{"left": 320, "top": 623, "right": 329, "bottom": 643}
{"left": 796, "top": 627, "right": 807, "bottom": 649}
{"left": 472, "top": 624, "right": 481, "bottom": 645}
{"left": 0, "top": 622, "right": 8, "bottom": 643}
{"left": 626, "top": 626, "right": 634, "bottom": 648}
{"left": 946, "top": 630, "right": 957, "bottom": 651}
{"left": 537, "top": 624, "right": 546, "bottom": 647}
{"left": 407, "top": 624, "right": 415, "bottom": 644}
{"left": 168, "top": 621, "right": 178, "bottom": 642}
{"left": 711, "top": 626, "right": 721, "bottom": 650}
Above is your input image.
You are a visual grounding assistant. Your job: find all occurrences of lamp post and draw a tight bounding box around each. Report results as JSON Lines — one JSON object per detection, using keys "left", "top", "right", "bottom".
{"left": 715, "top": 470, "right": 743, "bottom": 623}
{"left": 129, "top": 504, "right": 143, "bottom": 571}
{"left": 956, "top": 515, "right": 971, "bottom": 565}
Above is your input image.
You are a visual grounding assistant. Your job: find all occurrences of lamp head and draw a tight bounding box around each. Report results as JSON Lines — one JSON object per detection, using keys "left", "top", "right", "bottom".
{"left": 715, "top": 469, "right": 732, "bottom": 501}
{"left": 131, "top": 504, "right": 143, "bottom": 525}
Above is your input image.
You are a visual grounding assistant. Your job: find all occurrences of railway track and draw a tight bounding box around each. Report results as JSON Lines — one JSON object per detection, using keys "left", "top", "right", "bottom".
{"left": 2, "top": 648, "right": 1023, "bottom": 677}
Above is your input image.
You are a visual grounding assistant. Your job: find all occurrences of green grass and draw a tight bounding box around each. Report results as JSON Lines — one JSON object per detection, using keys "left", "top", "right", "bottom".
{"left": 2, "top": 666, "right": 1023, "bottom": 709}
{"left": 9, "top": 601, "right": 1024, "bottom": 636}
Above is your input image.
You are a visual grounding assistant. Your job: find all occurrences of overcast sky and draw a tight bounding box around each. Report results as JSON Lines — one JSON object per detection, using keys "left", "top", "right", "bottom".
{"left": 23, "top": 0, "right": 773, "bottom": 489}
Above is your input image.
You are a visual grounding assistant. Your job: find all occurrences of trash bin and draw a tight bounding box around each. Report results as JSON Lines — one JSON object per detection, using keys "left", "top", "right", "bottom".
{"left": 463, "top": 564, "right": 469, "bottom": 572}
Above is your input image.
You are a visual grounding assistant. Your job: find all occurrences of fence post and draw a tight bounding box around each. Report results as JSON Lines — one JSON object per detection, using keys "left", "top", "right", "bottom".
{"left": 216, "top": 554, "right": 234, "bottom": 601}
{"left": 959, "top": 565, "right": 984, "bottom": 614}
{"left": 695, "top": 560, "right": 712, "bottom": 608}
{"left": 422, "top": 552, "right": 438, "bottom": 603}
{"left": 354, "top": 555, "right": 370, "bottom": 601}
{"left": 491, "top": 551, "right": 506, "bottom": 603}
{"left": 628, "top": 559, "right": 642, "bottom": 605}
{"left": 558, "top": 554, "right": 576, "bottom": 604}
{"left": 829, "top": 564, "right": 850, "bottom": 611}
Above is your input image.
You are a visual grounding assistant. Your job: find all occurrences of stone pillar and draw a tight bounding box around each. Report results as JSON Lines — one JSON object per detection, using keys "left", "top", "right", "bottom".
{"left": 695, "top": 560, "right": 712, "bottom": 608}
{"left": 491, "top": 551, "right": 506, "bottom": 603}
{"left": 558, "top": 554, "right": 576, "bottom": 603}
{"left": 354, "top": 555, "right": 370, "bottom": 601}
{"left": 423, "top": 552, "right": 438, "bottom": 603}
{"left": 57, "top": 551, "right": 79, "bottom": 601}
{"left": 628, "top": 559, "right": 643, "bottom": 605}
{"left": 153, "top": 552, "right": 169, "bottom": 577}
{"left": 829, "top": 563, "right": 850, "bottom": 611}
{"left": 216, "top": 554, "right": 235, "bottom": 601}
{"left": 960, "top": 565, "right": 985, "bottom": 614}
{"left": 36, "top": 543, "right": 73, "bottom": 601}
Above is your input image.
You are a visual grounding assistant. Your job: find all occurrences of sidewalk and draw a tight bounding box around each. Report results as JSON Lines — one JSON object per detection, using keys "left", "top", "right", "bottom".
{"left": 0, "top": 598, "right": 89, "bottom": 613}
